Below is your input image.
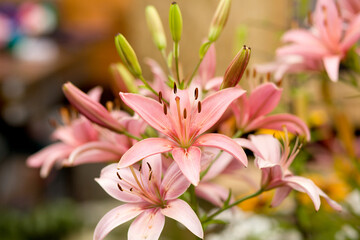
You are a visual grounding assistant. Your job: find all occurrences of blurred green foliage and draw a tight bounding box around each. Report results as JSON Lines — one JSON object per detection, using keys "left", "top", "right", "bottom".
{"left": 0, "top": 200, "right": 82, "bottom": 240}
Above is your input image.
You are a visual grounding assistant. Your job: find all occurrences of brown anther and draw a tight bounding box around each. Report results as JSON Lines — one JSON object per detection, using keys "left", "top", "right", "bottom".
{"left": 266, "top": 72, "right": 271, "bottom": 81}
{"left": 183, "top": 108, "right": 187, "bottom": 119}
{"left": 323, "top": 19, "right": 327, "bottom": 27}
{"left": 158, "top": 91, "right": 163, "bottom": 104}
{"left": 198, "top": 101, "right": 202, "bottom": 113}
{"left": 48, "top": 119, "right": 58, "bottom": 128}
{"left": 117, "top": 183, "right": 123, "bottom": 191}
{"left": 146, "top": 162, "right": 152, "bottom": 171}
{"left": 106, "top": 101, "right": 114, "bottom": 112}
{"left": 173, "top": 82, "right": 177, "bottom": 94}
{"left": 60, "top": 107, "right": 71, "bottom": 125}
{"left": 117, "top": 172, "right": 122, "bottom": 180}
{"left": 130, "top": 187, "right": 133, "bottom": 192}
{"left": 163, "top": 103, "right": 167, "bottom": 115}
{"left": 139, "top": 164, "right": 142, "bottom": 171}
{"left": 245, "top": 69, "right": 250, "bottom": 78}
{"left": 243, "top": 44, "right": 246, "bottom": 49}
{"left": 149, "top": 171, "right": 153, "bottom": 181}
{"left": 194, "top": 88, "right": 199, "bottom": 100}
{"left": 252, "top": 69, "right": 257, "bottom": 78}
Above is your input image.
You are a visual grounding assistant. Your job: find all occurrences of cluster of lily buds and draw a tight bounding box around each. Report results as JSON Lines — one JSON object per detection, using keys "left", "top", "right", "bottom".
{"left": 26, "top": 1, "right": 344, "bottom": 240}
{"left": 257, "top": 0, "right": 360, "bottom": 82}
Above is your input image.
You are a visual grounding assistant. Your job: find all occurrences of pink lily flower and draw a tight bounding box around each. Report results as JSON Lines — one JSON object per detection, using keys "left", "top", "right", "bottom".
{"left": 94, "top": 155, "right": 203, "bottom": 240}
{"left": 276, "top": 0, "right": 360, "bottom": 81}
{"left": 231, "top": 82, "right": 311, "bottom": 141}
{"left": 249, "top": 134, "right": 342, "bottom": 211}
{"left": 119, "top": 87, "right": 248, "bottom": 186}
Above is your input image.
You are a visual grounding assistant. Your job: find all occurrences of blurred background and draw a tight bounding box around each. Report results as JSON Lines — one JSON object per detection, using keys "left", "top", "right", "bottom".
{"left": 0, "top": 0, "right": 359, "bottom": 239}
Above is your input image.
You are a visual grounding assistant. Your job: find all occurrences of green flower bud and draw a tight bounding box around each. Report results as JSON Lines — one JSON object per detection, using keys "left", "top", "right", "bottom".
{"left": 114, "top": 34, "right": 142, "bottom": 77}
{"left": 110, "top": 63, "right": 139, "bottom": 93}
{"left": 146, "top": 6, "right": 167, "bottom": 50}
{"left": 169, "top": 2, "right": 183, "bottom": 42}
{"left": 208, "top": 0, "right": 231, "bottom": 42}
{"left": 221, "top": 45, "right": 251, "bottom": 89}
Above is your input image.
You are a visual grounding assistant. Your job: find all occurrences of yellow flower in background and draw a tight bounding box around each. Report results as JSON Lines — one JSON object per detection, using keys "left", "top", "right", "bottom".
{"left": 308, "top": 109, "right": 329, "bottom": 128}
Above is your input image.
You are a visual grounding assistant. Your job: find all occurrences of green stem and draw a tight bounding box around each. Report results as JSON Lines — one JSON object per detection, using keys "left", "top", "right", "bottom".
{"left": 121, "top": 130, "right": 142, "bottom": 141}
{"left": 202, "top": 188, "right": 264, "bottom": 224}
{"left": 189, "top": 185, "right": 199, "bottom": 215}
{"left": 174, "top": 42, "right": 181, "bottom": 86}
{"left": 139, "top": 75, "right": 169, "bottom": 104}
{"left": 186, "top": 60, "right": 202, "bottom": 88}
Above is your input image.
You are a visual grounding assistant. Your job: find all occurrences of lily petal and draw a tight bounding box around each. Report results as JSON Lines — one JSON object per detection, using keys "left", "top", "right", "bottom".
{"left": 194, "top": 133, "right": 248, "bottom": 168}
{"left": 196, "top": 182, "right": 231, "bottom": 207}
{"left": 270, "top": 186, "right": 292, "bottom": 208}
{"left": 118, "top": 138, "right": 175, "bottom": 168}
{"left": 94, "top": 203, "right": 143, "bottom": 240}
{"left": 128, "top": 209, "right": 165, "bottom": 240}
{"left": 172, "top": 146, "right": 201, "bottom": 186}
{"left": 323, "top": 55, "right": 341, "bottom": 82}
{"left": 246, "top": 113, "right": 311, "bottom": 141}
{"left": 194, "top": 87, "right": 246, "bottom": 135}
{"left": 341, "top": 14, "right": 360, "bottom": 51}
{"left": 120, "top": 92, "right": 172, "bottom": 136}
{"left": 161, "top": 199, "right": 204, "bottom": 239}
{"left": 162, "top": 162, "right": 191, "bottom": 199}
{"left": 284, "top": 175, "right": 321, "bottom": 211}
{"left": 248, "top": 83, "right": 282, "bottom": 119}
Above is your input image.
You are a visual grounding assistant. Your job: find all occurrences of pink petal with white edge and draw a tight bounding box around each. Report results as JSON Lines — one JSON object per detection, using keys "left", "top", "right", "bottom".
{"left": 246, "top": 113, "right": 311, "bottom": 141}
{"left": 271, "top": 186, "right": 292, "bottom": 208}
{"left": 235, "top": 138, "right": 263, "bottom": 158}
{"left": 94, "top": 203, "right": 144, "bottom": 240}
{"left": 162, "top": 162, "right": 191, "bottom": 199}
{"left": 284, "top": 175, "right": 321, "bottom": 211}
{"left": 118, "top": 138, "right": 175, "bottom": 168}
{"left": 248, "top": 83, "right": 282, "bottom": 119}
{"left": 249, "top": 135, "right": 281, "bottom": 168}
{"left": 323, "top": 55, "right": 341, "bottom": 82}
{"left": 195, "top": 133, "right": 248, "bottom": 167}
{"left": 120, "top": 92, "right": 172, "bottom": 135}
{"left": 172, "top": 146, "right": 202, "bottom": 186}
{"left": 128, "top": 209, "right": 165, "bottom": 240}
{"left": 27, "top": 143, "right": 72, "bottom": 168}
{"left": 194, "top": 87, "right": 246, "bottom": 136}
{"left": 68, "top": 141, "right": 126, "bottom": 165}
{"left": 161, "top": 199, "right": 204, "bottom": 239}
{"left": 87, "top": 86, "right": 103, "bottom": 102}
{"left": 317, "top": 187, "right": 342, "bottom": 211}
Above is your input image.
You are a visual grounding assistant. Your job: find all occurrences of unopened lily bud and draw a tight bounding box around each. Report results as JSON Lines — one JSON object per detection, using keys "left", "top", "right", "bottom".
{"left": 208, "top": 0, "right": 231, "bottom": 42}
{"left": 221, "top": 45, "right": 251, "bottom": 89}
{"left": 110, "top": 63, "right": 139, "bottom": 93}
{"left": 115, "top": 34, "right": 142, "bottom": 77}
{"left": 169, "top": 2, "right": 182, "bottom": 42}
{"left": 146, "top": 6, "right": 167, "bottom": 50}
{"left": 63, "top": 82, "right": 124, "bottom": 133}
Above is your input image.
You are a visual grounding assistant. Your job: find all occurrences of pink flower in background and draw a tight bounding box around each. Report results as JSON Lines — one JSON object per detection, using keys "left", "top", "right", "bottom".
{"left": 338, "top": 0, "right": 360, "bottom": 22}
{"left": 266, "top": 0, "right": 360, "bottom": 81}
{"left": 250, "top": 134, "right": 342, "bottom": 211}
{"left": 195, "top": 148, "right": 242, "bottom": 207}
{"left": 119, "top": 87, "right": 248, "bottom": 186}
{"left": 231, "top": 82, "right": 310, "bottom": 141}
{"left": 94, "top": 155, "right": 203, "bottom": 240}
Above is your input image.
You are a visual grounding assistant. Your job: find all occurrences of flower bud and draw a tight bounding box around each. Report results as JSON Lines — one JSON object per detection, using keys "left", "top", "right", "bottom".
{"left": 169, "top": 2, "right": 183, "bottom": 42}
{"left": 110, "top": 63, "right": 139, "bottom": 93}
{"left": 115, "top": 34, "right": 142, "bottom": 77}
{"left": 63, "top": 82, "right": 124, "bottom": 133}
{"left": 221, "top": 45, "right": 251, "bottom": 89}
{"left": 208, "top": 0, "right": 231, "bottom": 42}
{"left": 146, "top": 6, "right": 167, "bottom": 50}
